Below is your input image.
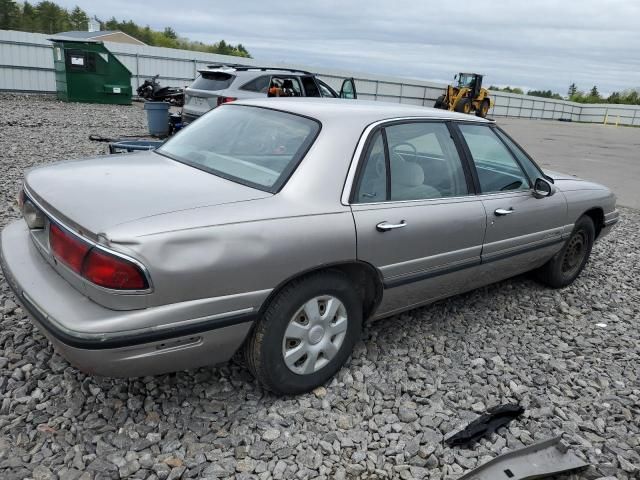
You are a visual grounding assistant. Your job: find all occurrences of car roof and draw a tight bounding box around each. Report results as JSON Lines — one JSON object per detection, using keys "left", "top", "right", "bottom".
{"left": 199, "top": 66, "right": 312, "bottom": 76}
{"left": 232, "top": 98, "right": 493, "bottom": 126}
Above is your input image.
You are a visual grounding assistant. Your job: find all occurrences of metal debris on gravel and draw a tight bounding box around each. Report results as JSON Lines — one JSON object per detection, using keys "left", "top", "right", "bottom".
{"left": 0, "top": 94, "right": 639, "bottom": 480}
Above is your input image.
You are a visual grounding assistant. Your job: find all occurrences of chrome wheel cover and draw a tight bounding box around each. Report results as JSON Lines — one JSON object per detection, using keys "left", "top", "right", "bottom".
{"left": 282, "top": 295, "right": 348, "bottom": 375}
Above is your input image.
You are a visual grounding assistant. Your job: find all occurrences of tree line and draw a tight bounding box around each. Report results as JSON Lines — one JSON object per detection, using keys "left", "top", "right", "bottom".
{"left": 0, "top": 0, "right": 251, "bottom": 57}
{"left": 489, "top": 83, "right": 640, "bottom": 105}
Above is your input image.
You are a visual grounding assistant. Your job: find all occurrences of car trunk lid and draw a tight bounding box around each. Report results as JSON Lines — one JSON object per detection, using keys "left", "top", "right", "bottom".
{"left": 24, "top": 151, "right": 270, "bottom": 237}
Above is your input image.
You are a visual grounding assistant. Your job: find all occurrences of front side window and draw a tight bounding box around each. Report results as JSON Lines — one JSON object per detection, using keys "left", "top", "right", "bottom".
{"left": 458, "top": 124, "right": 530, "bottom": 193}
{"left": 494, "top": 128, "right": 543, "bottom": 183}
{"left": 317, "top": 80, "right": 338, "bottom": 98}
{"left": 158, "top": 105, "right": 320, "bottom": 192}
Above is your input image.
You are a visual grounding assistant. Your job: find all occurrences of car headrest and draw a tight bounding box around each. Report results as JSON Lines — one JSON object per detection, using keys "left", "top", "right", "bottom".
{"left": 392, "top": 160, "right": 424, "bottom": 187}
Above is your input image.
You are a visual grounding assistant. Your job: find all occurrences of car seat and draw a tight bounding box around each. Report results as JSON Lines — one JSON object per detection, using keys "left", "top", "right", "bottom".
{"left": 390, "top": 158, "right": 440, "bottom": 200}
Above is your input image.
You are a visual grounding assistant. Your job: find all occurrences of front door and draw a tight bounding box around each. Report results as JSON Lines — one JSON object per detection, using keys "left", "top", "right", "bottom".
{"left": 455, "top": 123, "right": 567, "bottom": 272}
{"left": 349, "top": 121, "right": 487, "bottom": 316}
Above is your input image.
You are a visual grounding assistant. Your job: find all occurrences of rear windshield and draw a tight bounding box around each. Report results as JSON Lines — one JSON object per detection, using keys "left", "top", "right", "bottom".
{"left": 157, "top": 105, "right": 321, "bottom": 192}
{"left": 191, "top": 72, "right": 235, "bottom": 91}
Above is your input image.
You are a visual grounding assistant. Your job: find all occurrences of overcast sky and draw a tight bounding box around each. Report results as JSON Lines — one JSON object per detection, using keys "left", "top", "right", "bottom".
{"left": 55, "top": 0, "right": 640, "bottom": 95}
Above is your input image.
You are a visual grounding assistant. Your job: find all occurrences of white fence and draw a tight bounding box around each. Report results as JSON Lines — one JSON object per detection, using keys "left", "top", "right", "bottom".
{"left": 1, "top": 29, "right": 639, "bottom": 126}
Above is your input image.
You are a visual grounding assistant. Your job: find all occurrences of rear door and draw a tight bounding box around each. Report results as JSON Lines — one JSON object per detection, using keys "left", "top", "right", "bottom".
{"left": 349, "top": 120, "right": 486, "bottom": 316}
{"left": 454, "top": 123, "right": 567, "bottom": 268}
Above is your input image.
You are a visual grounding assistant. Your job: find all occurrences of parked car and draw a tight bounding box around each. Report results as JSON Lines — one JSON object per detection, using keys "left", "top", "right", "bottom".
{"left": 181, "top": 64, "right": 357, "bottom": 125}
{"left": 1, "top": 99, "right": 618, "bottom": 395}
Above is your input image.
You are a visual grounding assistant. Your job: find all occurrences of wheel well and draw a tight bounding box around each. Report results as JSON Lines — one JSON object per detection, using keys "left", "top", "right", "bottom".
{"left": 259, "top": 262, "right": 384, "bottom": 321}
{"left": 583, "top": 208, "right": 604, "bottom": 238}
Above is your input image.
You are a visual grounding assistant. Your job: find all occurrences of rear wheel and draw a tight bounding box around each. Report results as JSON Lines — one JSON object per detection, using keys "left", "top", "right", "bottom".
{"left": 535, "top": 215, "right": 595, "bottom": 288}
{"left": 434, "top": 95, "right": 446, "bottom": 109}
{"left": 476, "top": 99, "right": 490, "bottom": 118}
{"left": 245, "top": 271, "right": 362, "bottom": 395}
{"left": 455, "top": 98, "right": 471, "bottom": 114}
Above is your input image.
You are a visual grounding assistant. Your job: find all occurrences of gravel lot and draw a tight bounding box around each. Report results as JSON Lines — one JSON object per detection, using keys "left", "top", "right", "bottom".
{"left": 0, "top": 94, "right": 638, "bottom": 480}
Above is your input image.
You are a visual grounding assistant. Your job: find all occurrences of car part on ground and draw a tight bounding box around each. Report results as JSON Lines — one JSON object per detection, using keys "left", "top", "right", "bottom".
{"left": 445, "top": 404, "right": 525, "bottom": 447}
{"left": 108, "top": 140, "right": 163, "bottom": 154}
{"left": 136, "top": 74, "right": 184, "bottom": 106}
{"left": 434, "top": 72, "right": 492, "bottom": 118}
{"left": 181, "top": 65, "right": 357, "bottom": 124}
{"left": 458, "top": 436, "right": 589, "bottom": 480}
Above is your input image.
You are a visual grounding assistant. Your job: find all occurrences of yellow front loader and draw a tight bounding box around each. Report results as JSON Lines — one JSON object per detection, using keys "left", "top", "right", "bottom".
{"left": 434, "top": 73, "right": 492, "bottom": 118}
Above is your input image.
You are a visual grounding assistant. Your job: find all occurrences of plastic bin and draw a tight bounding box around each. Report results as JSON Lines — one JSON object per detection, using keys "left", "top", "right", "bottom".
{"left": 144, "top": 101, "right": 170, "bottom": 136}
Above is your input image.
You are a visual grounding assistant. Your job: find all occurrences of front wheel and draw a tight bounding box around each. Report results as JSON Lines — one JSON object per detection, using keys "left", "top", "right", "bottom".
{"left": 455, "top": 98, "right": 471, "bottom": 114}
{"left": 535, "top": 215, "right": 595, "bottom": 288}
{"left": 245, "top": 271, "right": 362, "bottom": 395}
{"left": 476, "top": 99, "right": 490, "bottom": 117}
{"left": 434, "top": 95, "right": 446, "bottom": 109}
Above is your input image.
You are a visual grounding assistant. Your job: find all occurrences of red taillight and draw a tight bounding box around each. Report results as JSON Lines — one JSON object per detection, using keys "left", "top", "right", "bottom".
{"left": 49, "top": 223, "right": 148, "bottom": 290}
{"left": 50, "top": 223, "right": 91, "bottom": 274}
{"left": 217, "top": 96, "right": 236, "bottom": 106}
{"left": 82, "top": 249, "right": 148, "bottom": 290}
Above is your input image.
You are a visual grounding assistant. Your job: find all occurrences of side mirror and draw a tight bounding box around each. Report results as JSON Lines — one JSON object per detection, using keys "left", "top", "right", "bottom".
{"left": 339, "top": 78, "right": 357, "bottom": 99}
{"left": 532, "top": 178, "right": 554, "bottom": 198}
{"left": 454, "top": 74, "right": 458, "bottom": 80}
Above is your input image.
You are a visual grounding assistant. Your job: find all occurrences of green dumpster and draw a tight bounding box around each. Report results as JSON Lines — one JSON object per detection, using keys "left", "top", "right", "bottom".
{"left": 51, "top": 38, "right": 132, "bottom": 105}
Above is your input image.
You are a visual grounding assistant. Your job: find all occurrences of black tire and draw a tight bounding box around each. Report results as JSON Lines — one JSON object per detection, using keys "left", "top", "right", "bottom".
{"left": 535, "top": 215, "right": 595, "bottom": 288}
{"left": 476, "top": 99, "right": 490, "bottom": 118}
{"left": 245, "top": 271, "right": 362, "bottom": 395}
{"left": 434, "top": 95, "right": 446, "bottom": 109}
{"left": 455, "top": 98, "right": 471, "bottom": 114}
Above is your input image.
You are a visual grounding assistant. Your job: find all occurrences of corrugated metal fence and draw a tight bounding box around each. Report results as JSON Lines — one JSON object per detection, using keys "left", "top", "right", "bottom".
{"left": 2, "top": 29, "right": 639, "bottom": 126}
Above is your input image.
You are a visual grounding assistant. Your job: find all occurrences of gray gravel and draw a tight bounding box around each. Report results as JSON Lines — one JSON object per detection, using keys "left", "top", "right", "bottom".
{"left": 1, "top": 94, "right": 639, "bottom": 480}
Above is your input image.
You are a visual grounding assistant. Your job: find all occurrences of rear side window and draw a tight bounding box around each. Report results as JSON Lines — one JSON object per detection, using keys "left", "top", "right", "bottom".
{"left": 191, "top": 72, "right": 235, "bottom": 91}
{"left": 240, "top": 75, "right": 271, "bottom": 93}
{"left": 158, "top": 105, "right": 321, "bottom": 192}
{"left": 385, "top": 122, "right": 468, "bottom": 201}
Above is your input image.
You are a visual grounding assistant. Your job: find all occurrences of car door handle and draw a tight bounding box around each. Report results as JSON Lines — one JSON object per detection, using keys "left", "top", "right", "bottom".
{"left": 494, "top": 208, "right": 515, "bottom": 216}
{"left": 376, "top": 220, "right": 407, "bottom": 232}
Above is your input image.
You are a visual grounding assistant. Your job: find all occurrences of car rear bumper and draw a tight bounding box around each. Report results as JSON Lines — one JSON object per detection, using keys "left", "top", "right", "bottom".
{"left": 0, "top": 220, "right": 256, "bottom": 377}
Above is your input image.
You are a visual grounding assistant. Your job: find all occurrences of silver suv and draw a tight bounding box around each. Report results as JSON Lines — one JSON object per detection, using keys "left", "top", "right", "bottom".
{"left": 181, "top": 64, "right": 357, "bottom": 124}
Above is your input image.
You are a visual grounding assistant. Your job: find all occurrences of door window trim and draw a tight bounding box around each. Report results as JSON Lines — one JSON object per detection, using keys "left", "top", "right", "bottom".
{"left": 344, "top": 118, "right": 479, "bottom": 205}
{"left": 450, "top": 122, "right": 534, "bottom": 196}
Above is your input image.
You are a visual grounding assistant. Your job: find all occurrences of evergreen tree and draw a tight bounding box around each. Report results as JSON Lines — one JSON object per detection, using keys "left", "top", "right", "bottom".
{"left": 0, "top": 0, "right": 20, "bottom": 29}
{"left": 568, "top": 83, "right": 577, "bottom": 97}
{"left": 69, "top": 6, "right": 88, "bottom": 30}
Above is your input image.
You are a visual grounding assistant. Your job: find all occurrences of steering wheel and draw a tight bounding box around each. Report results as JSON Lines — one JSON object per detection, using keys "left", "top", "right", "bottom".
{"left": 392, "top": 142, "right": 417, "bottom": 158}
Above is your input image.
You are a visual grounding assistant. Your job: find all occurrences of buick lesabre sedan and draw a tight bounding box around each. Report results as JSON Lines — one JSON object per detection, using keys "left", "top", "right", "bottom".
{"left": 1, "top": 99, "right": 618, "bottom": 394}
